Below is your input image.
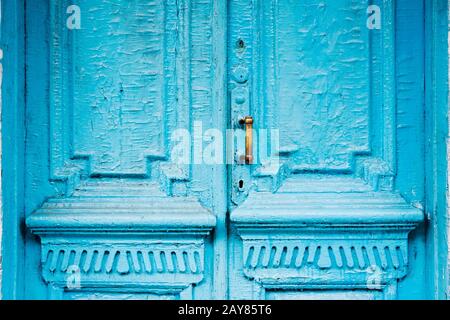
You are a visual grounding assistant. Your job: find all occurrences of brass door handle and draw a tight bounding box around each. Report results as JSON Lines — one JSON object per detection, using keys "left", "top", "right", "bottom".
{"left": 239, "top": 116, "right": 253, "bottom": 164}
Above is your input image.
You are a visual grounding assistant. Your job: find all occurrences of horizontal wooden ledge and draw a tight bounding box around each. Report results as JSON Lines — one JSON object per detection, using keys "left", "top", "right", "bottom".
{"left": 26, "top": 196, "right": 216, "bottom": 236}
{"left": 231, "top": 192, "right": 423, "bottom": 227}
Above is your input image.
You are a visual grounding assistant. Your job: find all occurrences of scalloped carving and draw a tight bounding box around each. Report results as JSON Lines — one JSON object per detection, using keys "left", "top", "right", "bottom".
{"left": 243, "top": 242, "right": 407, "bottom": 272}
{"left": 231, "top": 175, "right": 423, "bottom": 299}
{"left": 27, "top": 179, "right": 216, "bottom": 299}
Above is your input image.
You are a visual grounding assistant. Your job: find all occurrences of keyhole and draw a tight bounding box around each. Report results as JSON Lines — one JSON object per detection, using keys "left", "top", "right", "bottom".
{"left": 238, "top": 179, "right": 244, "bottom": 190}
{"left": 236, "top": 39, "right": 245, "bottom": 50}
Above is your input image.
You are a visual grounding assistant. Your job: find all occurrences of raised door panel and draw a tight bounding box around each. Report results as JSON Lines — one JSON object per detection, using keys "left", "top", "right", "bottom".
{"left": 49, "top": 0, "right": 190, "bottom": 184}
{"left": 266, "top": 0, "right": 371, "bottom": 171}
{"left": 229, "top": 0, "right": 396, "bottom": 193}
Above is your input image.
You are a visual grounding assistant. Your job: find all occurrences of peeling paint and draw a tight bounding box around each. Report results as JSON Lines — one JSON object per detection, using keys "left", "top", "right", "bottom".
{"left": 0, "top": 0, "right": 447, "bottom": 300}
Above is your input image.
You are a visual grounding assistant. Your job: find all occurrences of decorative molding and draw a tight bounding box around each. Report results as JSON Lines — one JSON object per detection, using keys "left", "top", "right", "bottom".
{"left": 356, "top": 157, "right": 395, "bottom": 191}
{"left": 231, "top": 176, "right": 423, "bottom": 299}
{"left": 250, "top": 0, "right": 397, "bottom": 193}
{"left": 26, "top": 179, "right": 216, "bottom": 299}
{"left": 38, "top": 241, "right": 206, "bottom": 299}
{"left": 48, "top": 0, "right": 192, "bottom": 193}
{"left": 42, "top": 244, "right": 205, "bottom": 276}
{"left": 242, "top": 241, "right": 407, "bottom": 272}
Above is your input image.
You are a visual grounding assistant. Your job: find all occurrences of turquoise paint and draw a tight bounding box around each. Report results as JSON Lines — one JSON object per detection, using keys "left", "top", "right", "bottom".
{"left": 21, "top": 0, "right": 228, "bottom": 299}
{"left": 424, "top": 0, "right": 449, "bottom": 300}
{"left": 395, "top": 0, "right": 427, "bottom": 299}
{"left": 1, "top": 0, "right": 26, "bottom": 299}
{"left": 1, "top": 0, "right": 448, "bottom": 299}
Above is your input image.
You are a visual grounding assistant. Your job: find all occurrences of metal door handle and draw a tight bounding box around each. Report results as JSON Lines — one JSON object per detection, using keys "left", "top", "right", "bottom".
{"left": 239, "top": 116, "right": 253, "bottom": 164}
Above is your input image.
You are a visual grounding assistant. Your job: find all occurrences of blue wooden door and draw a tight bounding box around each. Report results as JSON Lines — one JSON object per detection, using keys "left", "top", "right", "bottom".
{"left": 10, "top": 0, "right": 431, "bottom": 299}
{"left": 23, "top": 0, "right": 226, "bottom": 300}
{"left": 227, "top": 0, "right": 425, "bottom": 300}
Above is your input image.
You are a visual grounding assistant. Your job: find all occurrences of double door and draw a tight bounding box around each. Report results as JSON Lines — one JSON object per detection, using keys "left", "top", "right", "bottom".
{"left": 21, "top": 0, "right": 425, "bottom": 299}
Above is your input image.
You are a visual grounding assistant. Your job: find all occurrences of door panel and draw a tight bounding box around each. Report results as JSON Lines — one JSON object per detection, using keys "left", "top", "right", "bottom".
{"left": 72, "top": 0, "right": 167, "bottom": 175}
{"left": 24, "top": 0, "right": 226, "bottom": 300}
{"left": 229, "top": 0, "right": 395, "bottom": 194}
{"left": 51, "top": 0, "right": 188, "bottom": 181}
{"left": 271, "top": 0, "right": 370, "bottom": 170}
{"left": 228, "top": 0, "right": 424, "bottom": 300}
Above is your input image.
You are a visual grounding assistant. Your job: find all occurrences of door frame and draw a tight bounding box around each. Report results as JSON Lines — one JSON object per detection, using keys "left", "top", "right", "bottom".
{"left": 0, "top": 0, "right": 26, "bottom": 299}
{"left": 424, "top": 0, "right": 449, "bottom": 300}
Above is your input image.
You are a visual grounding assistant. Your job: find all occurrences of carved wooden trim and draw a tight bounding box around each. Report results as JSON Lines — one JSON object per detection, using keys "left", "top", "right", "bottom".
{"left": 242, "top": 240, "right": 408, "bottom": 272}
{"left": 232, "top": 177, "right": 423, "bottom": 299}
{"left": 27, "top": 180, "right": 216, "bottom": 298}
{"left": 39, "top": 240, "right": 206, "bottom": 292}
